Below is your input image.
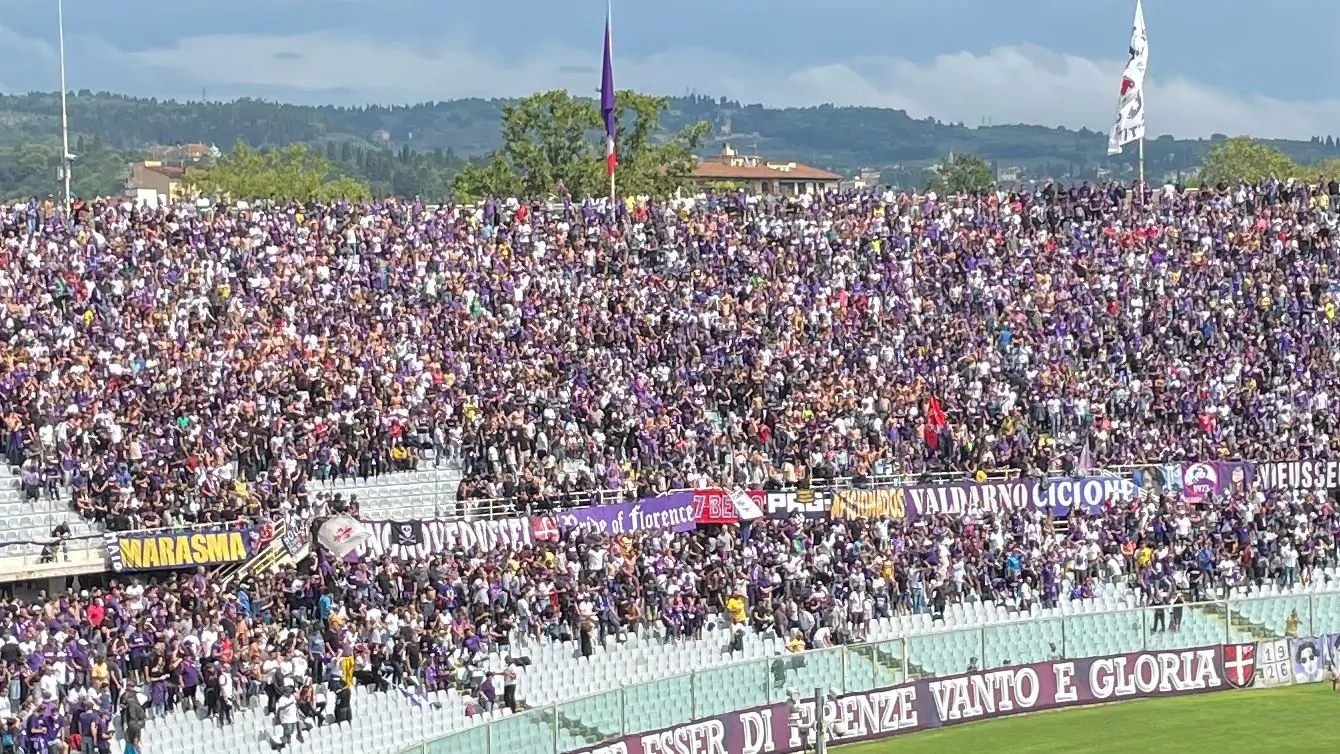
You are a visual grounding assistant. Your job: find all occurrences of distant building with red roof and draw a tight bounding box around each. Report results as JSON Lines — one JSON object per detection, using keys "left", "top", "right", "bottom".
{"left": 689, "top": 144, "right": 841, "bottom": 195}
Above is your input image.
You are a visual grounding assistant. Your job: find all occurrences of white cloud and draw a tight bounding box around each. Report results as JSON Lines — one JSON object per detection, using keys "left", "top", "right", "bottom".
{"left": 0, "top": 25, "right": 58, "bottom": 91}
{"left": 6, "top": 25, "right": 1340, "bottom": 141}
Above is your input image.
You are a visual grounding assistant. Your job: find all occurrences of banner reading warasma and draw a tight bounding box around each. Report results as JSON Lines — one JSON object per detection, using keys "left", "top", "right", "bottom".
{"left": 108, "top": 523, "right": 258, "bottom": 572}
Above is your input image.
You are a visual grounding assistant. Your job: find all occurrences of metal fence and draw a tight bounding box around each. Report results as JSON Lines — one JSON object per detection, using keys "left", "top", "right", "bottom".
{"left": 404, "top": 590, "right": 1340, "bottom": 754}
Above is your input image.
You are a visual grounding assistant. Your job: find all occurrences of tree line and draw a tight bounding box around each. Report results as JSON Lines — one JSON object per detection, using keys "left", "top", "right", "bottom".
{"left": 9, "top": 91, "right": 1340, "bottom": 179}
{"left": 1194, "top": 137, "right": 1340, "bottom": 186}
{"left": 4, "top": 86, "right": 1340, "bottom": 201}
{"left": 912, "top": 138, "right": 1340, "bottom": 195}
{"left": 0, "top": 139, "right": 468, "bottom": 202}
{"left": 184, "top": 90, "right": 708, "bottom": 202}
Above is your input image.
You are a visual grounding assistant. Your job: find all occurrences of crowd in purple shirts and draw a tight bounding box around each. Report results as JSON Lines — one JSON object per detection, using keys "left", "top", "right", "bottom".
{"left": 2, "top": 180, "right": 1340, "bottom": 533}
{"left": 0, "top": 177, "right": 1337, "bottom": 753}
{"left": 0, "top": 567, "right": 361, "bottom": 754}
{"left": 0, "top": 462, "right": 1333, "bottom": 752}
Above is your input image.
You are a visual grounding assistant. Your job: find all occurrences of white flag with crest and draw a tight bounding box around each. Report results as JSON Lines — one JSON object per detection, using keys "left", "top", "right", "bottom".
{"left": 728, "top": 487, "right": 765, "bottom": 521}
{"left": 317, "top": 514, "right": 371, "bottom": 559}
{"left": 1107, "top": 0, "right": 1148, "bottom": 155}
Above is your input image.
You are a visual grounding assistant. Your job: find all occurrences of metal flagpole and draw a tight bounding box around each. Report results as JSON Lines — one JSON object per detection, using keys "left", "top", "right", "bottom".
{"left": 1136, "top": 0, "right": 1145, "bottom": 190}
{"left": 57, "top": 0, "right": 72, "bottom": 212}
{"left": 1138, "top": 137, "right": 1145, "bottom": 187}
{"left": 607, "top": 0, "right": 615, "bottom": 204}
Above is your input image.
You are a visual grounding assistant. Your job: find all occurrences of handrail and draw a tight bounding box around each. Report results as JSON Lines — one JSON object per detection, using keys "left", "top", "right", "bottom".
{"left": 403, "top": 587, "right": 1340, "bottom": 754}
{"left": 213, "top": 519, "right": 288, "bottom": 589}
{"left": 101, "top": 519, "right": 261, "bottom": 537}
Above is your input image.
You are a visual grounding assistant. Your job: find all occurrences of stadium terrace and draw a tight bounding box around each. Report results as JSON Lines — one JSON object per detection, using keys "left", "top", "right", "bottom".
{"left": 2, "top": 178, "right": 1340, "bottom": 754}
{"left": 5, "top": 179, "right": 1340, "bottom": 535}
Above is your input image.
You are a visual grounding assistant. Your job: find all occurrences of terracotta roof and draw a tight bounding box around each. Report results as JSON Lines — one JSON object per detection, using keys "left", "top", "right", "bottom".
{"left": 691, "top": 155, "right": 841, "bottom": 181}
{"left": 139, "top": 163, "right": 185, "bottom": 178}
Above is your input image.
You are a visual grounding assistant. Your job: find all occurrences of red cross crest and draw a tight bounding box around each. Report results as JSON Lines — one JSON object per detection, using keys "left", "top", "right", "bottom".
{"left": 1223, "top": 643, "right": 1256, "bottom": 688}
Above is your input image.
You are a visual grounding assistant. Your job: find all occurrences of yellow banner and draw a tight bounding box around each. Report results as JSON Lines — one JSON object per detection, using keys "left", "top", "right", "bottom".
{"left": 829, "top": 488, "right": 909, "bottom": 521}
{"left": 115, "top": 527, "right": 253, "bottom": 571}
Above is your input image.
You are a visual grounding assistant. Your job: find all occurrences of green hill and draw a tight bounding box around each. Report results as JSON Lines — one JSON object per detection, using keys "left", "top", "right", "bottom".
{"left": 4, "top": 90, "right": 1340, "bottom": 199}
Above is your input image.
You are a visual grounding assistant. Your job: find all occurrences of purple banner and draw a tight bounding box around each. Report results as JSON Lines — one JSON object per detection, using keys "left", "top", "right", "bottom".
{"left": 557, "top": 491, "right": 698, "bottom": 535}
{"left": 565, "top": 645, "right": 1231, "bottom": 754}
{"left": 1131, "top": 462, "right": 1253, "bottom": 501}
{"left": 1253, "top": 460, "right": 1340, "bottom": 491}
{"left": 764, "top": 476, "right": 1139, "bottom": 521}
{"left": 1175, "top": 462, "right": 1252, "bottom": 503}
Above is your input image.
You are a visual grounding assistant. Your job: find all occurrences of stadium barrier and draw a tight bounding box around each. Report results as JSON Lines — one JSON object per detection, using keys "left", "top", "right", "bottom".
{"left": 567, "top": 645, "right": 1235, "bottom": 754}
{"left": 353, "top": 469, "right": 1023, "bottom": 523}
{"left": 403, "top": 591, "right": 1340, "bottom": 754}
{"left": 361, "top": 456, "right": 1340, "bottom": 525}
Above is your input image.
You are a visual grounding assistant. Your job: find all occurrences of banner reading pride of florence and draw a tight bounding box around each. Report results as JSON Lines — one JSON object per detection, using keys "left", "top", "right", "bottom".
{"left": 556, "top": 491, "right": 699, "bottom": 534}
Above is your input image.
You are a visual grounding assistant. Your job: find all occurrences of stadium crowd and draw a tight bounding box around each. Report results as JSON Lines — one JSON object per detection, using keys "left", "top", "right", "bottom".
{"left": 3, "top": 180, "right": 1340, "bottom": 530}
{"left": 0, "top": 466, "right": 1333, "bottom": 752}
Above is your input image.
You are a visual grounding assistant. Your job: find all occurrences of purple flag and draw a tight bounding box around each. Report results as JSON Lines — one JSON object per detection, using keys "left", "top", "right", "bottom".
{"left": 601, "top": 7, "right": 617, "bottom": 177}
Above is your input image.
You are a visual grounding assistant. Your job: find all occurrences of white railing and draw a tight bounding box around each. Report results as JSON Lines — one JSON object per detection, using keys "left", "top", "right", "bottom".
{"left": 404, "top": 588, "right": 1340, "bottom": 754}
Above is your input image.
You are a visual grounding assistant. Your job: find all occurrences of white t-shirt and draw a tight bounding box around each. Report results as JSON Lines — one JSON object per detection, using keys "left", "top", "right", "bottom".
{"left": 276, "top": 694, "right": 299, "bottom": 725}
{"left": 200, "top": 628, "right": 219, "bottom": 658}
{"left": 38, "top": 672, "right": 59, "bottom": 700}
{"left": 126, "top": 584, "right": 146, "bottom": 614}
{"left": 1175, "top": 515, "right": 1192, "bottom": 537}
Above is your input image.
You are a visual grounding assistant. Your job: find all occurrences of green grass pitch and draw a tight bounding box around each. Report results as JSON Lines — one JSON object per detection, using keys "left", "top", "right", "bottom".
{"left": 834, "top": 684, "right": 1339, "bottom": 754}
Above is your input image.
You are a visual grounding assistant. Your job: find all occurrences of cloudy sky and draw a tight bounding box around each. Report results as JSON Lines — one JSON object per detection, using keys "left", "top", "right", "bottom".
{"left": 0, "top": 0, "right": 1336, "bottom": 140}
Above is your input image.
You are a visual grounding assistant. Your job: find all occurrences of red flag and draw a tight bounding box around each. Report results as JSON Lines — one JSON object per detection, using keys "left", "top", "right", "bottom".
{"left": 927, "top": 395, "right": 946, "bottom": 427}
{"left": 924, "top": 395, "right": 947, "bottom": 449}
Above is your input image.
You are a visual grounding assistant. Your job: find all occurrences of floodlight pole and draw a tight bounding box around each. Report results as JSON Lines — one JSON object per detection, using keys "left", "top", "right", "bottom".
{"left": 57, "top": 0, "right": 73, "bottom": 212}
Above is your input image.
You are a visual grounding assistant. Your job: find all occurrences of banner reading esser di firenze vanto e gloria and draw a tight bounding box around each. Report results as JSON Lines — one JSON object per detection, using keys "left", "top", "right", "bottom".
{"left": 566, "top": 644, "right": 1231, "bottom": 754}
